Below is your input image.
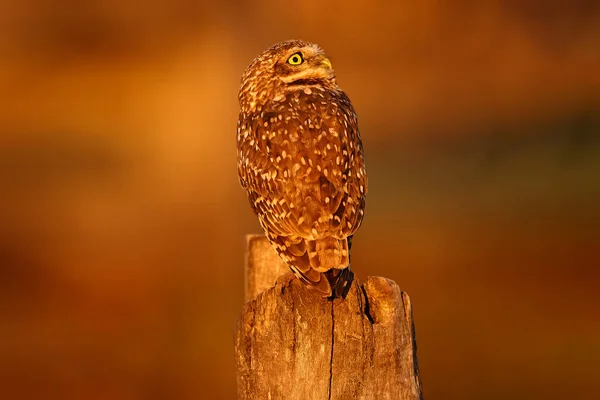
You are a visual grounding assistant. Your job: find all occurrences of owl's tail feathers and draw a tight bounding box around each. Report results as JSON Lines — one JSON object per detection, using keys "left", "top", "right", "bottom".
{"left": 324, "top": 267, "right": 354, "bottom": 299}
{"left": 288, "top": 265, "right": 334, "bottom": 297}
{"left": 288, "top": 265, "right": 354, "bottom": 299}
{"left": 307, "top": 237, "right": 349, "bottom": 273}
{"left": 268, "top": 234, "right": 353, "bottom": 298}
{"left": 307, "top": 236, "right": 353, "bottom": 298}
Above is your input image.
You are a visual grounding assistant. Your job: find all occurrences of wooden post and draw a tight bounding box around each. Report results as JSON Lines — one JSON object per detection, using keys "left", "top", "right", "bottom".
{"left": 235, "top": 235, "right": 423, "bottom": 400}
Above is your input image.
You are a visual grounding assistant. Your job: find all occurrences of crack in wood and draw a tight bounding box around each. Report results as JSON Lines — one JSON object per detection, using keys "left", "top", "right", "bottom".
{"left": 360, "top": 284, "right": 375, "bottom": 324}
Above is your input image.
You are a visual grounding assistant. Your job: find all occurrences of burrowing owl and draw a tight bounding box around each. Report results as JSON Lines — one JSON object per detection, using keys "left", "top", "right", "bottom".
{"left": 237, "top": 40, "right": 367, "bottom": 298}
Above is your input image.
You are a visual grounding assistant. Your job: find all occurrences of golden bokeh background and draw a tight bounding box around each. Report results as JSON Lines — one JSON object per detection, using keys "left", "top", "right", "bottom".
{"left": 1, "top": 1, "right": 599, "bottom": 399}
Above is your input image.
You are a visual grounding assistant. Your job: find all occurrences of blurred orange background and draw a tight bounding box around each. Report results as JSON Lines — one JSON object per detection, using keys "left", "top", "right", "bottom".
{"left": 1, "top": 1, "right": 599, "bottom": 399}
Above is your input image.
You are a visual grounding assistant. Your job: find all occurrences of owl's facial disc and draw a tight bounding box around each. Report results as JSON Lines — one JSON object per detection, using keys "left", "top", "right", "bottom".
{"left": 276, "top": 46, "right": 335, "bottom": 86}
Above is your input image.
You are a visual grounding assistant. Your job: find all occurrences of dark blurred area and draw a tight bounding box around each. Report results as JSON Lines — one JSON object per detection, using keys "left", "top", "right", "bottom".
{"left": 1, "top": 1, "right": 599, "bottom": 399}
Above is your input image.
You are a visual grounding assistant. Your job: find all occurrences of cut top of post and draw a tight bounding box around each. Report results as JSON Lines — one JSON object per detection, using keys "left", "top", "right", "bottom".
{"left": 245, "top": 234, "right": 289, "bottom": 302}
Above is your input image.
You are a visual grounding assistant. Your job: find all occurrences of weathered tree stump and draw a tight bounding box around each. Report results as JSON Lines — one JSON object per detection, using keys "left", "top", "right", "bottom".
{"left": 235, "top": 235, "right": 423, "bottom": 400}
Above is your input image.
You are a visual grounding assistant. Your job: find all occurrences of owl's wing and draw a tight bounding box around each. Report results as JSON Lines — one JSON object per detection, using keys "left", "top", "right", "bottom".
{"left": 238, "top": 93, "right": 366, "bottom": 239}
{"left": 285, "top": 94, "right": 367, "bottom": 240}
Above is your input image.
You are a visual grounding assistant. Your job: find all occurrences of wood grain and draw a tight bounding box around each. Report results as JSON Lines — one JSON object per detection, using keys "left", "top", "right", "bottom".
{"left": 236, "top": 235, "right": 422, "bottom": 400}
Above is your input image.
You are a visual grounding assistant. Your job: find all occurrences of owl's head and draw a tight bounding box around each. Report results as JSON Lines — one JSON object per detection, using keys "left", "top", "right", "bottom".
{"left": 269, "top": 40, "right": 335, "bottom": 85}
{"left": 239, "top": 40, "right": 338, "bottom": 112}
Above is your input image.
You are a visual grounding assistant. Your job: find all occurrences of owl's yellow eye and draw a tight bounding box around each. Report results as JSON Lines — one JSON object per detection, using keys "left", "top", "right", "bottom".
{"left": 287, "top": 52, "right": 304, "bottom": 65}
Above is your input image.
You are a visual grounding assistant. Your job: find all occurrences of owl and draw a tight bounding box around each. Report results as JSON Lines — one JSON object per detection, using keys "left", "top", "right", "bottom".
{"left": 237, "top": 40, "right": 367, "bottom": 298}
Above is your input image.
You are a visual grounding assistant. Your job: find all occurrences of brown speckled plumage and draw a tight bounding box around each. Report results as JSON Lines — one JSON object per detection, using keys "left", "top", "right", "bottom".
{"left": 237, "top": 40, "right": 367, "bottom": 298}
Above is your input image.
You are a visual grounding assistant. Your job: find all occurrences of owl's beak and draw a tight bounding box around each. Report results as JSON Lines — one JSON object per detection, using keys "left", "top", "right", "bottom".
{"left": 320, "top": 57, "right": 333, "bottom": 70}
